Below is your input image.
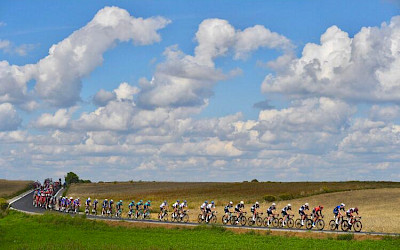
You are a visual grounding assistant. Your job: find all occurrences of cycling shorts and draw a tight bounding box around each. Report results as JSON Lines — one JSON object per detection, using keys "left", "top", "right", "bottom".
{"left": 235, "top": 208, "right": 240, "bottom": 213}
{"left": 299, "top": 210, "right": 305, "bottom": 216}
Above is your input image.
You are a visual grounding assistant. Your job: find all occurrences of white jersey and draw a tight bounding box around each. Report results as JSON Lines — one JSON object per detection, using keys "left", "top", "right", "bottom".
{"left": 200, "top": 203, "right": 207, "bottom": 209}
{"left": 179, "top": 202, "right": 187, "bottom": 209}
{"left": 160, "top": 202, "right": 167, "bottom": 208}
{"left": 172, "top": 202, "right": 179, "bottom": 208}
{"left": 206, "top": 203, "right": 215, "bottom": 210}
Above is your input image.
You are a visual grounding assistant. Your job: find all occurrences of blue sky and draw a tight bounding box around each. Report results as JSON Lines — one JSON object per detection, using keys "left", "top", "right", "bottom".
{"left": 0, "top": 1, "right": 400, "bottom": 181}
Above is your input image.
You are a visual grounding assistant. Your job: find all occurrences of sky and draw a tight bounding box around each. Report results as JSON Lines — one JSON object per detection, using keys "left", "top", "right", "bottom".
{"left": 0, "top": 0, "right": 400, "bottom": 182}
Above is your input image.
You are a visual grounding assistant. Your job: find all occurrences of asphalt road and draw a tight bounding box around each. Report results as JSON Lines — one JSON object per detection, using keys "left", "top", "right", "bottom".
{"left": 10, "top": 190, "right": 399, "bottom": 237}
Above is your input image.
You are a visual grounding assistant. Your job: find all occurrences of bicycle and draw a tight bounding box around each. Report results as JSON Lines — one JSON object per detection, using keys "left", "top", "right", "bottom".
{"left": 158, "top": 209, "right": 169, "bottom": 221}
{"left": 115, "top": 209, "right": 122, "bottom": 218}
{"left": 247, "top": 212, "right": 263, "bottom": 226}
{"left": 295, "top": 214, "right": 313, "bottom": 229}
{"left": 279, "top": 214, "right": 294, "bottom": 228}
{"left": 142, "top": 209, "right": 151, "bottom": 220}
{"left": 222, "top": 212, "right": 234, "bottom": 225}
{"left": 263, "top": 214, "right": 279, "bottom": 227}
{"left": 306, "top": 215, "right": 325, "bottom": 230}
{"left": 135, "top": 209, "right": 143, "bottom": 220}
{"left": 341, "top": 216, "right": 362, "bottom": 232}
{"left": 92, "top": 207, "right": 97, "bottom": 216}
{"left": 231, "top": 211, "right": 247, "bottom": 226}
{"left": 329, "top": 216, "right": 343, "bottom": 231}
{"left": 205, "top": 211, "right": 217, "bottom": 224}
{"left": 85, "top": 206, "right": 90, "bottom": 215}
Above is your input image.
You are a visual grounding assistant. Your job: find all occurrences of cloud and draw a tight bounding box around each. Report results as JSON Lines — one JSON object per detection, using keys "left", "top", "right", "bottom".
{"left": 0, "top": 6, "right": 170, "bottom": 109}
{"left": 0, "top": 103, "right": 22, "bottom": 131}
{"left": 93, "top": 89, "right": 116, "bottom": 106}
{"left": 33, "top": 107, "right": 77, "bottom": 129}
{"left": 253, "top": 100, "right": 274, "bottom": 110}
{"left": 262, "top": 16, "right": 400, "bottom": 103}
{"left": 0, "top": 39, "right": 35, "bottom": 56}
{"left": 369, "top": 105, "right": 400, "bottom": 121}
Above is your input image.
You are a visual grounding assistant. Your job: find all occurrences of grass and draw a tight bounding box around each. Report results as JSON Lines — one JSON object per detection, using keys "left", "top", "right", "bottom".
{"left": 1, "top": 210, "right": 400, "bottom": 249}
{"left": 0, "top": 179, "right": 33, "bottom": 199}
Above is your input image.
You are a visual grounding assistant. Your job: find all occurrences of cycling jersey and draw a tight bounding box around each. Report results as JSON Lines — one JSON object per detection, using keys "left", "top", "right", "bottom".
{"left": 172, "top": 202, "right": 179, "bottom": 209}
{"left": 108, "top": 201, "right": 113, "bottom": 209}
{"left": 206, "top": 203, "right": 214, "bottom": 212}
{"left": 129, "top": 202, "right": 135, "bottom": 209}
{"left": 86, "top": 199, "right": 91, "bottom": 206}
{"left": 179, "top": 202, "right": 187, "bottom": 209}
{"left": 116, "top": 202, "right": 122, "bottom": 210}
{"left": 144, "top": 202, "right": 151, "bottom": 210}
{"left": 346, "top": 208, "right": 358, "bottom": 216}
{"left": 267, "top": 205, "right": 275, "bottom": 214}
{"left": 136, "top": 202, "right": 142, "bottom": 210}
{"left": 235, "top": 203, "right": 244, "bottom": 212}
{"left": 102, "top": 200, "right": 108, "bottom": 208}
{"left": 93, "top": 200, "right": 98, "bottom": 209}
{"left": 160, "top": 202, "right": 167, "bottom": 208}
{"left": 282, "top": 206, "right": 291, "bottom": 213}
{"left": 299, "top": 205, "right": 308, "bottom": 212}
{"left": 333, "top": 205, "right": 344, "bottom": 214}
{"left": 250, "top": 204, "right": 259, "bottom": 213}
{"left": 200, "top": 203, "right": 207, "bottom": 210}
{"left": 224, "top": 204, "right": 232, "bottom": 213}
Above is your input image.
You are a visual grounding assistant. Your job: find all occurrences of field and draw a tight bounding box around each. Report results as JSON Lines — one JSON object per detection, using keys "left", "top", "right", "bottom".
{"left": 0, "top": 179, "right": 33, "bottom": 199}
{"left": 1, "top": 211, "right": 399, "bottom": 249}
{"left": 66, "top": 182, "right": 400, "bottom": 233}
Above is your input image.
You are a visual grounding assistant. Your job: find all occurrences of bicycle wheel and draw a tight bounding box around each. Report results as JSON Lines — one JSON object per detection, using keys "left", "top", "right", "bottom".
{"left": 211, "top": 215, "right": 217, "bottom": 224}
{"left": 170, "top": 213, "right": 176, "bottom": 222}
{"left": 248, "top": 216, "right": 254, "bottom": 226}
{"left": 263, "top": 217, "right": 269, "bottom": 227}
{"left": 256, "top": 217, "right": 263, "bottom": 226}
{"left": 230, "top": 215, "right": 238, "bottom": 225}
{"left": 316, "top": 219, "right": 325, "bottom": 230}
{"left": 341, "top": 220, "right": 349, "bottom": 232}
{"left": 240, "top": 216, "right": 247, "bottom": 226}
{"left": 198, "top": 214, "right": 203, "bottom": 223}
{"left": 182, "top": 214, "right": 189, "bottom": 223}
{"left": 272, "top": 218, "right": 279, "bottom": 228}
{"left": 306, "top": 219, "right": 313, "bottom": 230}
{"left": 295, "top": 219, "right": 302, "bottom": 229}
{"left": 287, "top": 218, "right": 294, "bottom": 228}
{"left": 163, "top": 213, "right": 168, "bottom": 221}
{"left": 222, "top": 215, "right": 229, "bottom": 225}
{"left": 329, "top": 220, "right": 337, "bottom": 231}
{"left": 278, "top": 218, "right": 283, "bottom": 227}
{"left": 353, "top": 221, "right": 362, "bottom": 232}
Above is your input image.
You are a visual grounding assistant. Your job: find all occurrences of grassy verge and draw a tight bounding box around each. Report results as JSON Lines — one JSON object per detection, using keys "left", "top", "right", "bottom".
{"left": 0, "top": 180, "right": 33, "bottom": 199}
{"left": 1, "top": 211, "right": 399, "bottom": 249}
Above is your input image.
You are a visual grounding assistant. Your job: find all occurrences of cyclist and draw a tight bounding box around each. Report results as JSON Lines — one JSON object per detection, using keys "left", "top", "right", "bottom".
{"left": 224, "top": 201, "right": 233, "bottom": 215}
{"left": 312, "top": 205, "right": 324, "bottom": 227}
{"left": 234, "top": 201, "right": 245, "bottom": 224}
{"left": 205, "top": 201, "right": 215, "bottom": 222}
{"left": 172, "top": 200, "right": 180, "bottom": 219}
{"left": 200, "top": 201, "right": 208, "bottom": 220}
{"left": 128, "top": 200, "right": 135, "bottom": 218}
{"left": 265, "top": 202, "right": 277, "bottom": 226}
{"left": 179, "top": 200, "right": 188, "bottom": 218}
{"left": 333, "top": 203, "right": 345, "bottom": 227}
{"left": 108, "top": 199, "right": 114, "bottom": 216}
{"left": 250, "top": 202, "right": 260, "bottom": 223}
{"left": 102, "top": 199, "right": 108, "bottom": 215}
{"left": 281, "top": 204, "right": 292, "bottom": 226}
{"left": 74, "top": 198, "right": 80, "bottom": 213}
{"left": 93, "top": 199, "right": 98, "bottom": 214}
{"left": 298, "top": 203, "right": 309, "bottom": 226}
{"left": 159, "top": 200, "right": 168, "bottom": 218}
{"left": 346, "top": 207, "right": 359, "bottom": 228}
{"left": 85, "top": 197, "right": 91, "bottom": 213}
{"left": 136, "top": 200, "right": 143, "bottom": 218}
{"left": 143, "top": 200, "right": 151, "bottom": 218}
{"left": 116, "top": 200, "right": 123, "bottom": 217}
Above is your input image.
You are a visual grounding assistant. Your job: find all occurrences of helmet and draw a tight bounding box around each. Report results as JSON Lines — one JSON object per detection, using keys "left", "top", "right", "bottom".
{"left": 88, "top": 197, "right": 91, "bottom": 200}
{"left": 305, "top": 203, "right": 309, "bottom": 207}
{"left": 240, "top": 201, "right": 244, "bottom": 205}
{"left": 70, "top": 197, "right": 73, "bottom": 200}
{"left": 177, "top": 200, "right": 180, "bottom": 203}
{"left": 120, "top": 200, "right": 122, "bottom": 203}
{"left": 205, "top": 201, "right": 208, "bottom": 203}
{"left": 105, "top": 199, "right": 108, "bottom": 201}
{"left": 183, "top": 200, "right": 186, "bottom": 203}
{"left": 319, "top": 205, "right": 324, "bottom": 209}
{"left": 255, "top": 202, "right": 259, "bottom": 205}
{"left": 132, "top": 200, "right": 135, "bottom": 203}
{"left": 164, "top": 200, "right": 167, "bottom": 203}
{"left": 354, "top": 207, "right": 358, "bottom": 212}
{"left": 211, "top": 201, "right": 214, "bottom": 204}
{"left": 148, "top": 200, "right": 151, "bottom": 203}
{"left": 288, "top": 204, "right": 291, "bottom": 207}
{"left": 341, "top": 203, "right": 345, "bottom": 207}
{"left": 111, "top": 199, "right": 113, "bottom": 202}
{"left": 229, "top": 201, "right": 233, "bottom": 205}
{"left": 95, "top": 199, "right": 98, "bottom": 201}
{"left": 272, "top": 203, "right": 276, "bottom": 206}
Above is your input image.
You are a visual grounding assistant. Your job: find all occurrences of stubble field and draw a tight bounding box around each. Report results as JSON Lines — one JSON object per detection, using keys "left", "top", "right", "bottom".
{"left": 0, "top": 179, "right": 33, "bottom": 199}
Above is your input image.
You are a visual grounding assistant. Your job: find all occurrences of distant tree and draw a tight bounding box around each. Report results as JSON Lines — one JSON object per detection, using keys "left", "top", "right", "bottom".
{"left": 251, "top": 179, "right": 259, "bottom": 183}
{"left": 65, "top": 172, "right": 80, "bottom": 185}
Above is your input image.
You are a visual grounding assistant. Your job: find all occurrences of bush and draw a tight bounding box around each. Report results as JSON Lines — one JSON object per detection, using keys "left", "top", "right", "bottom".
{"left": 337, "top": 234, "right": 354, "bottom": 241}
{"left": 0, "top": 198, "right": 9, "bottom": 211}
{"left": 251, "top": 179, "right": 259, "bottom": 183}
{"left": 263, "top": 195, "right": 276, "bottom": 202}
{"left": 278, "top": 193, "right": 295, "bottom": 200}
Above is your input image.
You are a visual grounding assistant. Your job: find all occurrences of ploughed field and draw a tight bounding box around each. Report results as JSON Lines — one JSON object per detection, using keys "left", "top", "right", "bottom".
{"left": 67, "top": 181, "right": 400, "bottom": 233}
{"left": 0, "top": 179, "right": 33, "bottom": 199}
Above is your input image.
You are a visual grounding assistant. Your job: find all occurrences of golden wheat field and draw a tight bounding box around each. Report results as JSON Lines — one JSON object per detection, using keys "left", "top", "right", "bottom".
{"left": 0, "top": 179, "right": 32, "bottom": 198}
{"left": 67, "top": 182, "right": 400, "bottom": 233}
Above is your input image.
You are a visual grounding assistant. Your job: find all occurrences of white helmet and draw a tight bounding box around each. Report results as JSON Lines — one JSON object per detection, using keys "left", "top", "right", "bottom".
{"left": 88, "top": 197, "right": 91, "bottom": 201}
{"left": 255, "top": 202, "right": 259, "bottom": 205}
{"left": 105, "top": 198, "right": 108, "bottom": 201}
{"left": 240, "top": 201, "right": 244, "bottom": 205}
{"left": 229, "top": 201, "right": 233, "bottom": 205}
{"left": 288, "top": 204, "right": 291, "bottom": 207}
{"left": 305, "top": 203, "right": 309, "bottom": 207}
{"left": 272, "top": 203, "right": 276, "bottom": 206}
{"left": 341, "top": 203, "right": 345, "bottom": 207}
{"left": 70, "top": 197, "right": 73, "bottom": 200}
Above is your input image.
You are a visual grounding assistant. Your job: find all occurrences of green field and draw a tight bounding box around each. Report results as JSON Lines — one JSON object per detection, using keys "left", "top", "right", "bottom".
{"left": 1, "top": 211, "right": 399, "bottom": 249}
